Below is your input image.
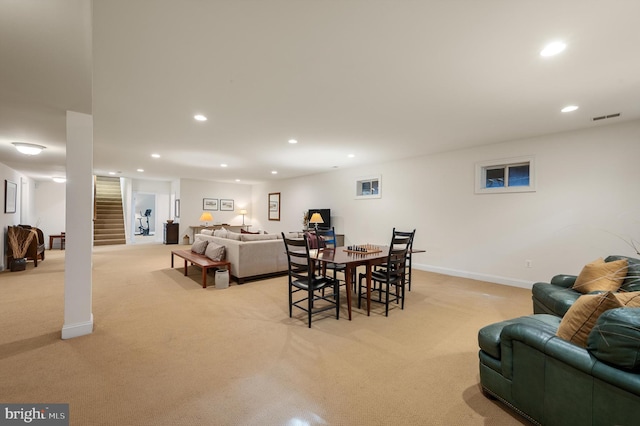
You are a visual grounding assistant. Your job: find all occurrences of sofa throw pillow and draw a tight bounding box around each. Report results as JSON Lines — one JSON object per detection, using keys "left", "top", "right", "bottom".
{"left": 226, "top": 231, "right": 242, "bottom": 241}
{"left": 571, "top": 258, "right": 628, "bottom": 294}
{"left": 614, "top": 291, "right": 640, "bottom": 307}
{"left": 587, "top": 307, "right": 640, "bottom": 372}
{"left": 241, "top": 229, "right": 259, "bottom": 234}
{"left": 191, "top": 239, "right": 208, "bottom": 255}
{"left": 556, "top": 291, "right": 622, "bottom": 347}
{"left": 205, "top": 242, "right": 225, "bottom": 261}
{"left": 240, "top": 233, "right": 278, "bottom": 242}
{"left": 608, "top": 256, "right": 640, "bottom": 292}
{"left": 213, "top": 228, "right": 228, "bottom": 238}
{"left": 200, "top": 229, "right": 213, "bottom": 236}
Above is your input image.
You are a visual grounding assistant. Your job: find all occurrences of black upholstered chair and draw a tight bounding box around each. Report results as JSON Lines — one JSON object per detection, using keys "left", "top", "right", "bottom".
{"left": 282, "top": 232, "right": 340, "bottom": 328}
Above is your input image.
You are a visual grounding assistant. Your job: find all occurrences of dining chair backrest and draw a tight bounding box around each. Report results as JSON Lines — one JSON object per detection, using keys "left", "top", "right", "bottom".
{"left": 282, "top": 233, "right": 313, "bottom": 282}
{"left": 384, "top": 228, "right": 415, "bottom": 280}
{"left": 391, "top": 229, "right": 415, "bottom": 252}
{"left": 313, "top": 227, "right": 338, "bottom": 249}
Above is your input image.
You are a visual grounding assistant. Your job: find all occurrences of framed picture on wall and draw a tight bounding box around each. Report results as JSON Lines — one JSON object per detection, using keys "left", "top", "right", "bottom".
{"left": 203, "top": 198, "right": 218, "bottom": 211}
{"left": 220, "top": 199, "right": 234, "bottom": 211}
{"left": 4, "top": 180, "right": 17, "bottom": 214}
{"left": 268, "top": 192, "right": 280, "bottom": 221}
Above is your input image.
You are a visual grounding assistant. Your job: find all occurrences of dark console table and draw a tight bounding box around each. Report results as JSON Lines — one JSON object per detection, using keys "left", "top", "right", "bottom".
{"left": 164, "top": 223, "right": 179, "bottom": 244}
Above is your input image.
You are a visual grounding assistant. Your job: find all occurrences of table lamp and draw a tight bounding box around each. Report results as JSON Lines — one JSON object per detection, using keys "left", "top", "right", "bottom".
{"left": 309, "top": 212, "right": 324, "bottom": 232}
{"left": 199, "top": 212, "right": 213, "bottom": 227}
{"left": 239, "top": 209, "right": 248, "bottom": 226}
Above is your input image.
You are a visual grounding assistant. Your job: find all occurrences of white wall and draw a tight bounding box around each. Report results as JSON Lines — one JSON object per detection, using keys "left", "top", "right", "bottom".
{"left": 0, "top": 163, "right": 27, "bottom": 270}
{"left": 252, "top": 119, "right": 640, "bottom": 288}
{"left": 34, "top": 181, "right": 66, "bottom": 248}
{"left": 128, "top": 178, "right": 172, "bottom": 243}
{"left": 179, "top": 178, "right": 252, "bottom": 241}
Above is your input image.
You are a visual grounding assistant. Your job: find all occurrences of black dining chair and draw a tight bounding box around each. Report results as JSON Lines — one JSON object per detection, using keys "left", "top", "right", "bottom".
{"left": 282, "top": 232, "right": 340, "bottom": 328}
{"left": 313, "top": 227, "right": 353, "bottom": 289}
{"left": 358, "top": 228, "right": 415, "bottom": 316}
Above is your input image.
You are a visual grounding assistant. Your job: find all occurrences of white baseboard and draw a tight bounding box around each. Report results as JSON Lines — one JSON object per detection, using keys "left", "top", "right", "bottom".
{"left": 61, "top": 314, "right": 94, "bottom": 339}
{"left": 412, "top": 263, "right": 534, "bottom": 289}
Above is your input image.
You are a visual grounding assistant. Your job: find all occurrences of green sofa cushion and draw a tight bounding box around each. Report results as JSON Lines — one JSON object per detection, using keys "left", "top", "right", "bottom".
{"left": 587, "top": 307, "right": 640, "bottom": 372}
{"left": 606, "top": 255, "right": 640, "bottom": 292}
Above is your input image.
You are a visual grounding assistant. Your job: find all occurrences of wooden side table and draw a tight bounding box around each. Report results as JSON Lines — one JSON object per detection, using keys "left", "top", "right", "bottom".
{"left": 49, "top": 233, "right": 65, "bottom": 250}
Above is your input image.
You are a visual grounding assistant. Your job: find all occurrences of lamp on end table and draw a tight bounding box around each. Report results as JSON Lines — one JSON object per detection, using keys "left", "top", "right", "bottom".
{"left": 199, "top": 212, "right": 213, "bottom": 227}
{"left": 239, "top": 209, "right": 248, "bottom": 226}
{"left": 309, "top": 212, "right": 324, "bottom": 232}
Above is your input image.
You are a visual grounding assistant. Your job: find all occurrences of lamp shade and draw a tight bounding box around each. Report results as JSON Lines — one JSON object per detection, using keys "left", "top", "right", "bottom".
{"left": 199, "top": 212, "right": 213, "bottom": 222}
{"left": 239, "top": 209, "right": 248, "bottom": 215}
{"left": 309, "top": 213, "right": 324, "bottom": 224}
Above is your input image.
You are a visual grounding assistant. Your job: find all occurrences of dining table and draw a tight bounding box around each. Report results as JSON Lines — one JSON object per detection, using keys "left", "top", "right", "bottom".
{"left": 308, "top": 246, "right": 390, "bottom": 319}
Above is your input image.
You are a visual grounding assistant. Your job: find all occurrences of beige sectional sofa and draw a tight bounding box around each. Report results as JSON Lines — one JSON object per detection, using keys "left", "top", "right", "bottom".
{"left": 194, "top": 230, "right": 292, "bottom": 284}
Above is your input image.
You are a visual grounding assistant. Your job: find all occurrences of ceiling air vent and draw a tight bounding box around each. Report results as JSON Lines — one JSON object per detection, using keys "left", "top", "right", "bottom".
{"left": 592, "top": 113, "right": 621, "bottom": 121}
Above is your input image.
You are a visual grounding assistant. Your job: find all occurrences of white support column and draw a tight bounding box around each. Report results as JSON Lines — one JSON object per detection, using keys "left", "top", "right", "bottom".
{"left": 62, "top": 111, "right": 94, "bottom": 339}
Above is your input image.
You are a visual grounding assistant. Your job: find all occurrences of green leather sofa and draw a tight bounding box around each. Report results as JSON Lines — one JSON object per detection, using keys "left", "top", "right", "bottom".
{"left": 479, "top": 255, "right": 640, "bottom": 425}
{"left": 532, "top": 255, "right": 640, "bottom": 317}
{"left": 478, "top": 309, "right": 640, "bottom": 425}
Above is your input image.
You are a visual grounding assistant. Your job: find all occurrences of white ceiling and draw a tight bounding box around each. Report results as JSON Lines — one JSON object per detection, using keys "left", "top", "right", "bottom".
{"left": 1, "top": 0, "right": 640, "bottom": 184}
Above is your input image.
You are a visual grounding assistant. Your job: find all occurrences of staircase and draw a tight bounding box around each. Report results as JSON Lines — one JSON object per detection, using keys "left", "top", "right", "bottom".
{"left": 94, "top": 176, "right": 126, "bottom": 246}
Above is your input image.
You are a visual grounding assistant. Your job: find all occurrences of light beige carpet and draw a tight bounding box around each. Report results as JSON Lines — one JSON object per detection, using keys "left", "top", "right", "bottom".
{"left": 0, "top": 243, "right": 532, "bottom": 425}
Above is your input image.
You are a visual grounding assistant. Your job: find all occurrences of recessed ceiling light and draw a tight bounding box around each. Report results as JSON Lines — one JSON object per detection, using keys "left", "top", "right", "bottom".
{"left": 540, "top": 41, "right": 567, "bottom": 57}
{"left": 561, "top": 105, "right": 579, "bottom": 113}
{"left": 12, "top": 142, "right": 46, "bottom": 155}
{"left": 271, "top": 171, "right": 278, "bottom": 175}
{"left": 194, "top": 114, "right": 207, "bottom": 121}
{"left": 235, "top": 179, "right": 241, "bottom": 182}
{"left": 220, "top": 163, "right": 228, "bottom": 167}
{"left": 108, "top": 172, "right": 116, "bottom": 175}
{"left": 52, "top": 177, "right": 66, "bottom": 183}
{"left": 137, "top": 169, "right": 144, "bottom": 172}
{"left": 288, "top": 139, "right": 298, "bottom": 144}
{"left": 151, "top": 153, "right": 160, "bottom": 158}
{"left": 348, "top": 154, "right": 355, "bottom": 158}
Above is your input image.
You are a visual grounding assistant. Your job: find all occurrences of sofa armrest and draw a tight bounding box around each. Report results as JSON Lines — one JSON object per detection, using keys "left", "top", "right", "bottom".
{"left": 500, "top": 320, "right": 595, "bottom": 379}
{"left": 550, "top": 274, "right": 578, "bottom": 288}
{"left": 500, "top": 322, "right": 556, "bottom": 380}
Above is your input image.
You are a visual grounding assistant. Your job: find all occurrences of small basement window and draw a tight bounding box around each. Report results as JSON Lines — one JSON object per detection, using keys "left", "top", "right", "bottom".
{"left": 356, "top": 175, "right": 381, "bottom": 199}
{"left": 475, "top": 156, "right": 535, "bottom": 194}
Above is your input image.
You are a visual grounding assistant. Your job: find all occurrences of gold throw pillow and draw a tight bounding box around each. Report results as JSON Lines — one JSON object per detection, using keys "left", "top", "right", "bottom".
{"left": 556, "top": 292, "right": 622, "bottom": 347}
{"left": 572, "top": 258, "right": 628, "bottom": 294}
{"left": 614, "top": 291, "right": 640, "bottom": 307}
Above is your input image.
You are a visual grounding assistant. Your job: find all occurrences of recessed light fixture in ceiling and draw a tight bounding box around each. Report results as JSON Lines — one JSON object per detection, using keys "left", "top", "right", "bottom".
{"left": 194, "top": 114, "right": 207, "bottom": 121}
{"left": 561, "top": 105, "right": 579, "bottom": 113}
{"left": 220, "top": 163, "right": 228, "bottom": 167}
{"left": 52, "top": 177, "right": 66, "bottom": 183}
{"left": 235, "top": 179, "right": 241, "bottom": 182}
{"left": 271, "top": 171, "right": 278, "bottom": 175}
{"left": 288, "top": 139, "right": 298, "bottom": 144}
{"left": 540, "top": 41, "right": 567, "bottom": 57}
{"left": 348, "top": 154, "right": 355, "bottom": 158}
{"left": 12, "top": 142, "right": 46, "bottom": 155}
{"left": 151, "top": 153, "right": 160, "bottom": 158}
{"left": 137, "top": 169, "right": 144, "bottom": 172}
